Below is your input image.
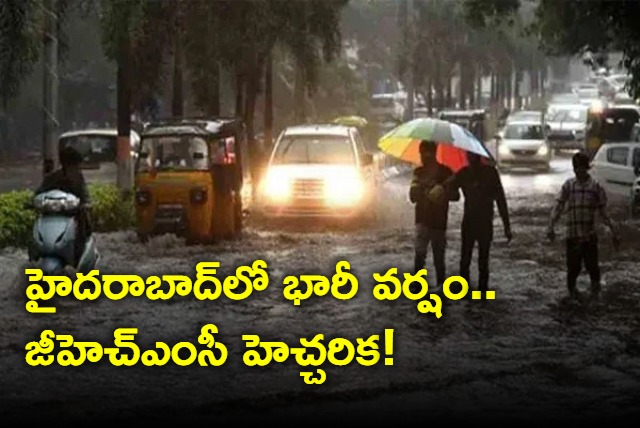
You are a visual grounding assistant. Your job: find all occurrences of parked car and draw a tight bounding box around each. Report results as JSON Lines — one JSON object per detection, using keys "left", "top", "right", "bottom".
{"left": 589, "top": 141, "right": 640, "bottom": 215}
{"left": 258, "top": 124, "right": 379, "bottom": 220}
{"left": 506, "top": 110, "right": 543, "bottom": 125}
{"left": 545, "top": 103, "right": 588, "bottom": 151}
{"left": 549, "top": 92, "right": 580, "bottom": 105}
{"left": 57, "top": 128, "right": 140, "bottom": 185}
{"left": 496, "top": 120, "right": 552, "bottom": 172}
{"left": 370, "top": 93, "right": 405, "bottom": 123}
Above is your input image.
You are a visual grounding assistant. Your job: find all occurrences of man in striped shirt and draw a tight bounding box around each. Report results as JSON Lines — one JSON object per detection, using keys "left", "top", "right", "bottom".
{"left": 547, "top": 151, "right": 620, "bottom": 300}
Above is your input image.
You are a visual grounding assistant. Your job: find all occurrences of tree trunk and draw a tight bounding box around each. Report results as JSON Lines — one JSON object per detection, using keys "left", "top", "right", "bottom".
{"left": 171, "top": 1, "right": 183, "bottom": 117}
{"left": 445, "top": 74, "right": 452, "bottom": 108}
{"left": 531, "top": 68, "right": 539, "bottom": 98}
{"left": 468, "top": 64, "right": 475, "bottom": 109}
{"left": 514, "top": 67, "right": 522, "bottom": 110}
{"left": 490, "top": 72, "right": 497, "bottom": 102}
{"left": 294, "top": 62, "right": 306, "bottom": 123}
{"left": 244, "top": 57, "right": 265, "bottom": 191}
{"left": 506, "top": 67, "right": 513, "bottom": 110}
{"left": 205, "top": 61, "right": 220, "bottom": 117}
{"left": 235, "top": 69, "right": 244, "bottom": 118}
{"left": 476, "top": 69, "right": 482, "bottom": 108}
{"left": 435, "top": 60, "right": 445, "bottom": 111}
{"left": 116, "top": 28, "right": 132, "bottom": 194}
{"left": 426, "top": 75, "right": 433, "bottom": 116}
{"left": 264, "top": 53, "right": 274, "bottom": 153}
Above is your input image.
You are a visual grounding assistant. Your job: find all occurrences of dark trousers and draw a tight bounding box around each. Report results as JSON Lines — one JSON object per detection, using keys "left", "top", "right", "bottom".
{"left": 74, "top": 211, "right": 92, "bottom": 266}
{"left": 414, "top": 224, "right": 446, "bottom": 287}
{"left": 459, "top": 227, "right": 492, "bottom": 291}
{"left": 566, "top": 236, "right": 601, "bottom": 295}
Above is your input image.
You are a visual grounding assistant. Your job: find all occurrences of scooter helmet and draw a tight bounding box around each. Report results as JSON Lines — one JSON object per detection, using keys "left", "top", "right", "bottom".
{"left": 59, "top": 145, "right": 83, "bottom": 168}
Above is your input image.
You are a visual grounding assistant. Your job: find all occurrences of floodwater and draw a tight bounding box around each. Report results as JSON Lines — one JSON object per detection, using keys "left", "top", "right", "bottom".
{"left": 1, "top": 156, "right": 639, "bottom": 424}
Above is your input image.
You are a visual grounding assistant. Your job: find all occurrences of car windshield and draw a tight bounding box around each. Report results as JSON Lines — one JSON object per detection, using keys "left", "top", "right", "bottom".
{"left": 577, "top": 88, "right": 599, "bottom": 98}
{"left": 272, "top": 135, "right": 355, "bottom": 165}
{"left": 371, "top": 97, "right": 394, "bottom": 108}
{"left": 508, "top": 111, "right": 540, "bottom": 122}
{"left": 59, "top": 134, "right": 117, "bottom": 163}
{"left": 550, "top": 93, "right": 579, "bottom": 104}
{"left": 138, "top": 135, "right": 209, "bottom": 171}
{"left": 504, "top": 124, "right": 544, "bottom": 140}
{"left": 548, "top": 108, "right": 587, "bottom": 123}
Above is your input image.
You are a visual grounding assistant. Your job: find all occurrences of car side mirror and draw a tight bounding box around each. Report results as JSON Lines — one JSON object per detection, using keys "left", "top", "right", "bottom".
{"left": 360, "top": 153, "right": 374, "bottom": 166}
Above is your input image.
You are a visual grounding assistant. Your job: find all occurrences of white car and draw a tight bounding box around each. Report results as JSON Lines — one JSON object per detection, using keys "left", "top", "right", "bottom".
{"left": 370, "top": 93, "right": 405, "bottom": 123}
{"left": 506, "top": 110, "right": 543, "bottom": 124}
{"left": 57, "top": 128, "right": 140, "bottom": 185}
{"left": 496, "top": 120, "right": 552, "bottom": 172}
{"left": 259, "top": 124, "right": 378, "bottom": 219}
{"left": 590, "top": 141, "right": 640, "bottom": 214}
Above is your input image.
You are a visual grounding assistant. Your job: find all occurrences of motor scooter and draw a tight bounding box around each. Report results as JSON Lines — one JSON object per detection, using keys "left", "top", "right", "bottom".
{"left": 28, "top": 189, "right": 99, "bottom": 275}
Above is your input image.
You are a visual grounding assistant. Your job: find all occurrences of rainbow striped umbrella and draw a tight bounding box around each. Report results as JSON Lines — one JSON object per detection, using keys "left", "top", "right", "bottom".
{"left": 377, "top": 117, "right": 494, "bottom": 171}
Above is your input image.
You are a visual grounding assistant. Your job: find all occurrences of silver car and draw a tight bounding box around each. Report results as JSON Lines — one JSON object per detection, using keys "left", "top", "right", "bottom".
{"left": 545, "top": 104, "right": 588, "bottom": 151}
{"left": 496, "top": 120, "right": 552, "bottom": 172}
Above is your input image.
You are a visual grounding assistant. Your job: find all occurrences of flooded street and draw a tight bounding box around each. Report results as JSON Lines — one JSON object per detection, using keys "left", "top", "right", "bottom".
{"left": 1, "top": 155, "right": 639, "bottom": 424}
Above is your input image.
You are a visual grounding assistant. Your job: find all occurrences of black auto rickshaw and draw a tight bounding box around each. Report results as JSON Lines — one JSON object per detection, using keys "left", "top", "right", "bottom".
{"left": 585, "top": 103, "right": 640, "bottom": 158}
{"left": 134, "top": 118, "right": 249, "bottom": 244}
{"left": 437, "top": 109, "right": 488, "bottom": 142}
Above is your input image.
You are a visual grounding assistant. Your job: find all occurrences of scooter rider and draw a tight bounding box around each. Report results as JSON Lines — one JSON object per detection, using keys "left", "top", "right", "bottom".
{"left": 35, "top": 145, "right": 92, "bottom": 266}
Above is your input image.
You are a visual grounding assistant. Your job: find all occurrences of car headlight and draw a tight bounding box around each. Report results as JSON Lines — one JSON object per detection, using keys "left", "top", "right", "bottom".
{"left": 537, "top": 144, "right": 549, "bottom": 156}
{"left": 263, "top": 170, "right": 291, "bottom": 202}
{"left": 324, "top": 171, "right": 363, "bottom": 206}
{"left": 498, "top": 143, "right": 510, "bottom": 156}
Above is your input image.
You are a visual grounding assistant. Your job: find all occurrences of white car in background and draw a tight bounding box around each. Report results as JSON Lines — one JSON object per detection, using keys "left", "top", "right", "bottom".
{"left": 506, "top": 110, "right": 543, "bottom": 124}
{"left": 496, "top": 120, "right": 552, "bottom": 172}
{"left": 57, "top": 128, "right": 140, "bottom": 185}
{"left": 589, "top": 141, "right": 640, "bottom": 215}
{"left": 370, "top": 93, "right": 405, "bottom": 123}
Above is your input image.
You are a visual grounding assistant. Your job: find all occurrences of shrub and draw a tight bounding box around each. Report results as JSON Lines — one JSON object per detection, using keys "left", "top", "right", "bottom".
{"left": 0, "top": 190, "right": 37, "bottom": 248}
{"left": 87, "top": 183, "right": 136, "bottom": 232}
{"left": 0, "top": 183, "right": 135, "bottom": 249}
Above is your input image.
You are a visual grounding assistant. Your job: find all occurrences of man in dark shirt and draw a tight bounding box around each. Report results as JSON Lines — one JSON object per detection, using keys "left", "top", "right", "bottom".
{"left": 449, "top": 151, "right": 512, "bottom": 292}
{"left": 410, "top": 140, "right": 460, "bottom": 287}
{"left": 35, "top": 145, "right": 92, "bottom": 265}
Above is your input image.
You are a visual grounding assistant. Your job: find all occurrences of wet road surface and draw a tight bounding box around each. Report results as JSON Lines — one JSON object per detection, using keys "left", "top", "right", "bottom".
{"left": 1, "top": 154, "right": 639, "bottom": 424}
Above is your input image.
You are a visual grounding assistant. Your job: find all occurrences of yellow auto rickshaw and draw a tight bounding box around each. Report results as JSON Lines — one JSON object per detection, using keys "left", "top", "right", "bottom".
{"left": 134, "top": 118, "right": 248, "bottom": 244}
{"left": 585, "top": 102, "right": 640, "bottom": 159}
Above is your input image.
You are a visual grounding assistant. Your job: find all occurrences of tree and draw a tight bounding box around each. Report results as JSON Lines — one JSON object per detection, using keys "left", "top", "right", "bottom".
{"left": 532, "top": 0, "right": 640, "bottom": 98}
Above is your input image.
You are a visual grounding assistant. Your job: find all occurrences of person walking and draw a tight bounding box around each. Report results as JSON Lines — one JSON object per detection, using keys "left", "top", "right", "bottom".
{"left": 448, "top": 151, "right": 512, "bottom": 292}
{"left": 547, "top": 151, "right": 620, "bottom": 300}
{"left": 410, "top": 140, "right": 460, "bottom": 288}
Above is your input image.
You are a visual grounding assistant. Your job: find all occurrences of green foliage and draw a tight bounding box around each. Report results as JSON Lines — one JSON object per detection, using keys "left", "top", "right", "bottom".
{"left": 0, "top": 0, "right": 44, "bottom": 107}
{"left": 0, "top": 184, "right": 135, "bottom": 249}
{"left": 87, "top": 183, "right": 136, "bottom": 232}
{"left": 532, "top": 0, "right": 640, "bottom": 98}
{"left": 0, "top": 190, "right": 37, "bottom": 249}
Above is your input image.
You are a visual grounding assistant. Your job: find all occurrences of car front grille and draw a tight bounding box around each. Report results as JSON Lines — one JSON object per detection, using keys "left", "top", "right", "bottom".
{"left": 155, "top": 204, "right": 185, "bottom": 221}
{"left": 510, "top": 149, "right": 538, "bottom": 156}
{"left": 292, "top": 178, "right": 324, "bottom": 199}
{"left": 548, "top": 132, "right": 576, "bottom": 141}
